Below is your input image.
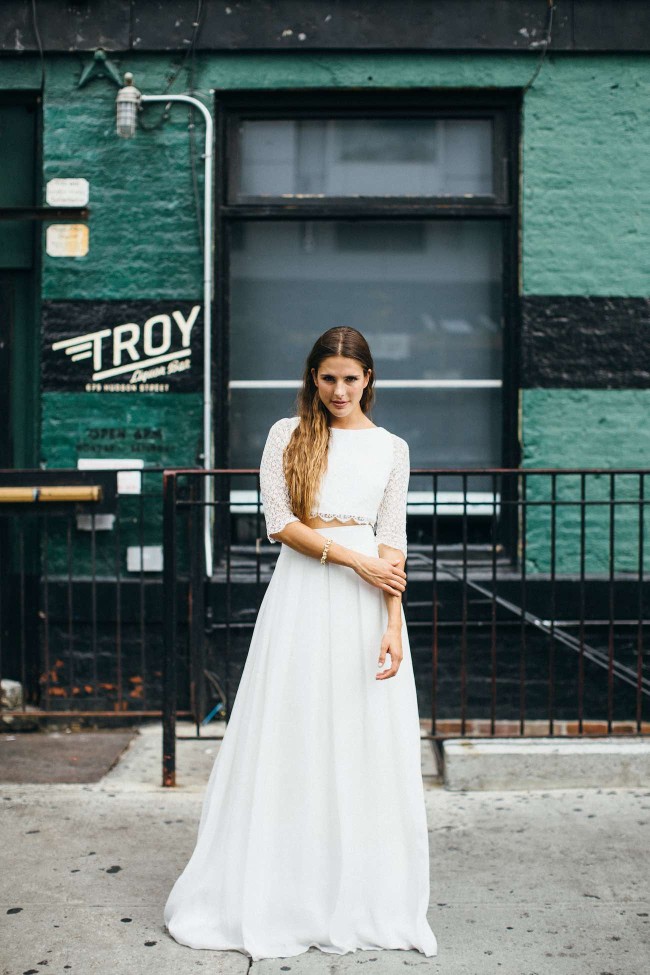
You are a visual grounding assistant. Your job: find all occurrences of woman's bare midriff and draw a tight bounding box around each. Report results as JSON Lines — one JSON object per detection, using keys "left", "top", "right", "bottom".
{"left": 305, "top": 516, "right": 361, "bottom": 529}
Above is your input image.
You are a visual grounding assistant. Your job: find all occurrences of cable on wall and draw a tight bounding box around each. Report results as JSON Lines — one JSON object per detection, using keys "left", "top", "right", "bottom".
{"left": 523, "top": 0, "right": 556, "bottom": 92}
{"left": 30, "top": 0, "right": 46, "bottom": 91}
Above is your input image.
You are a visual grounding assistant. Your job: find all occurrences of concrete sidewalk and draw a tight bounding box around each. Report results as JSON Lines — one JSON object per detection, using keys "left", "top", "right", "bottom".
{"left": 1, "top": 723, "right": 649, "bottom": 975}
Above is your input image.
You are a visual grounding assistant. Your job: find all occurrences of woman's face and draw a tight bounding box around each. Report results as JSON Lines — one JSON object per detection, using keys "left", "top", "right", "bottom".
{"left": 311, "top": 355, "right": 370, "bottom": 421}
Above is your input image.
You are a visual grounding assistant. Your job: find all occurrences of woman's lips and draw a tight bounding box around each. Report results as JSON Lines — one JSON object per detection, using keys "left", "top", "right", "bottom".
{"left": 333, "top": 402, "right": 347, "bottom": 406}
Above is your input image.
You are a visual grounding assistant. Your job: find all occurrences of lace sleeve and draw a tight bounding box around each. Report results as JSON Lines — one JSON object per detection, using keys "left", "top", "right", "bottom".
{"left": 374, "top": 435, "right": 410, "bottom": 558}
{"left": 259, "top": 418, "right": 301, "bottom": 544}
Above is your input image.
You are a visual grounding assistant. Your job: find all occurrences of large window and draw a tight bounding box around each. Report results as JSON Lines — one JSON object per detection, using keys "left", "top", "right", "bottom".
{"left": 229, "top": 219, "right": 503, "bottom": 469}
{"left": 215, "top": 91, "right": 519, "bottom": 537}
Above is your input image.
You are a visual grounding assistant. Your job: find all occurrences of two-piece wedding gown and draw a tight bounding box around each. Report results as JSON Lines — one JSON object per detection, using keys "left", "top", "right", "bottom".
{"left": 163, "top": 416, "right": 438, "bottom": 961}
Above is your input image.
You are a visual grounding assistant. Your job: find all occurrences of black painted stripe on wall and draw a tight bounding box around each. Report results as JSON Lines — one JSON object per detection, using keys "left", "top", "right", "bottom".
{"left": 521, "top": 296, "right": 650, "bottom": 389}
{"left": 3, "top": 1, "right": 650, "bottom": 54}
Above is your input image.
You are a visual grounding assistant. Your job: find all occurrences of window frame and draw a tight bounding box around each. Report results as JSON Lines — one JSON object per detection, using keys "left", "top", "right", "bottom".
{"left": 212, "top": 87, "right": 522, "bottom": 548}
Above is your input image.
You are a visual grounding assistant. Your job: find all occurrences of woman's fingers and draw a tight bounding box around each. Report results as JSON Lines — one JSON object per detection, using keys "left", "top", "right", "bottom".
{"left": 376, "top": 664, "right": 399, "bottom": 679}
{"left": 382, "top": 581, "right": 405, "bottom": 594}
{"left": 379, "top": 574, "right": 405, "bottom": 594}
{"left": 355, "top": 555, "right": 407, "bottom": 593}
{"left": 376, "top": 650, "right": 403, "bottom": 679}
{"left": 376, "top": 630, "right": 403, "bottom": 679}
{"left": 378, "top": 556, "right": 406, "bottom": 578}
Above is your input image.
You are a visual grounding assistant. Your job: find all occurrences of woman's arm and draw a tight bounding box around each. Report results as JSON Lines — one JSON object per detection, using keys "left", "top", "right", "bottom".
{"left": 270, "top": 519, "right": 360, "bottom": 569}
{"left": 377, "top": 542, "right": 406, "bottom": 629}
{"left": 374, "top": 436, "right": 411, "bottom": 679}
{"left": 271, "top": 522, "right": 406, "bottom": 596}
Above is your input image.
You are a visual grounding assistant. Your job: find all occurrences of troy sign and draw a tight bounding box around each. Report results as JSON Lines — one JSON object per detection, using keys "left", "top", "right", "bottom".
{"left": 52, "top": 305, "right": 200, "bottom": 381}
{"left": 42, "top": 301, "right": 203, "bottom": 393}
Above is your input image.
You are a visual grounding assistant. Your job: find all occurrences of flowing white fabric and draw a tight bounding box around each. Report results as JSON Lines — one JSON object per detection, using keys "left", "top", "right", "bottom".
{"left": 163, "top": 422, "right": 438, "bottom": 961}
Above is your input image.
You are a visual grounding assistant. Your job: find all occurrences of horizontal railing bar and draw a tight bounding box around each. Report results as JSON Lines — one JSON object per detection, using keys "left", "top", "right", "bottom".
{"left": 204, "top": 613, "right": 650, "bottom": 629}
{"left": 161, "top": 466, "right": 650, "bottom": 476}
{"left": 3, "top": 466, "right": 649, "bottom": 482}
{"left": 172, "top": 497, "right": 650, "bottom": 510}
{"left": 0, "top": 710, "right": 195, "bottom": 718}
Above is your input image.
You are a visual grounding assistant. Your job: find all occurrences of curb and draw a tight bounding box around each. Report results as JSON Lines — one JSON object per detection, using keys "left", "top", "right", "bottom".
{"left": 442, "top": 736, "right": 650, "bottom": 790}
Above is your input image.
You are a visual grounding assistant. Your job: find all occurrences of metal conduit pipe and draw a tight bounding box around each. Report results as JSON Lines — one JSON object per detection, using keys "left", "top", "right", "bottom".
{"left": 117, "top": 76, "right": 215, "bottom": 577}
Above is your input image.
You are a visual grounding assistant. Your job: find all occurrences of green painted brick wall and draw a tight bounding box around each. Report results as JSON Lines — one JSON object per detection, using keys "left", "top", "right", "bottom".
{"left": 40, "top": 392, "right": 202, "bottom": 574}
{"left": 522, "top": 390, "right": 650, "bottom": 573}
{"left": 38, "top": 52, "right": 650, "bottom": 301}
{"left": 40, "top": 392, "right": 203, "bottom": 468}
{"left": 521, "top": 56, "right": 650, "bottom": 298}
{"left": 5, "top": 51, "right": 650, "bottom": 573}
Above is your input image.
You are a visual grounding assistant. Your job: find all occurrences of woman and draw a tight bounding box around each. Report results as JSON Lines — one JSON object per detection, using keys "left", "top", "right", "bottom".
{"left": 163, "top": 326, "right": 438, "bottom": 961}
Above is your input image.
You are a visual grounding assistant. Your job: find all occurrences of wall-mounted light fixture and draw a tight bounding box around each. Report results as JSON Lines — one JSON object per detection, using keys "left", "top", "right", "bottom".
{"left": 115, "top": 73, "right": 142, "bottom": 137}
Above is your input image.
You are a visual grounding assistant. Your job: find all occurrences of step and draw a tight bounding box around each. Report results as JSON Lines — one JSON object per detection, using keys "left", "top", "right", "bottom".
{"left": 442, "top": 735, "right": 650, "bottom": 790}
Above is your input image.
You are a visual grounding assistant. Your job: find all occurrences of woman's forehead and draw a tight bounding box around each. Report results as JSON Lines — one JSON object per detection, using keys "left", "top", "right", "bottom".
{"left": 316, "top": 356, "right": 365, "bottom": 374}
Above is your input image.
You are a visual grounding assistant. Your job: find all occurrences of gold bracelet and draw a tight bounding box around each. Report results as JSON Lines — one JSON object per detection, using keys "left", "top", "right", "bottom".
{"left": 320, "top": 537, "right": 333, "bottom": 564}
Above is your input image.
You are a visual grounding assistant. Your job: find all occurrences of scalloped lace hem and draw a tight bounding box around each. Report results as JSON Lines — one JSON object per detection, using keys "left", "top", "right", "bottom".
{"left": 309, "top": 511, "right": 375, "bottom": 527}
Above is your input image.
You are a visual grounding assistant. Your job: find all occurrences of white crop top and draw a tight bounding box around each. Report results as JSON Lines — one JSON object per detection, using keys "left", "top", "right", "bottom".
{"left": 259, "top": 415, "right": 410, "bottom": 557}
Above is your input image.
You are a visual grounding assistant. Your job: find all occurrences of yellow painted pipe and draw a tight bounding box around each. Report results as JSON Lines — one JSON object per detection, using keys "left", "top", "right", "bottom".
{"left": 0, "top": 486, "right": 102, "bottom": 503}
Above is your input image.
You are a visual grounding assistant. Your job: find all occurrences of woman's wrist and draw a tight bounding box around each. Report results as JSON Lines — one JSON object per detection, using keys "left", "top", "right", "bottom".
{"left": 383, "top": 590, "right": 403, "bottom": 631}
{"left": 325, "top": 540, "right": 364, "bottom": 570}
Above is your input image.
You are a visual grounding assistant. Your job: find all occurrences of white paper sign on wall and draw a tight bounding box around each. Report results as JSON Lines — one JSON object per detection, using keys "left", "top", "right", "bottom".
{"left": 46, "top": 224, "right": 89, "bottom": 257}
{"left": 46, "top": 177, "right": 89, "bottom": 207}
{"left": 77, "top": 458, "right": 144, "bottom": 495}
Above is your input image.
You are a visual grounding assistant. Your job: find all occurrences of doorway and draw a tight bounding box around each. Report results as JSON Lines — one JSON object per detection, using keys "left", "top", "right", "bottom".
{"left": 0, "top": 96, "right": 41, "bottom": 702}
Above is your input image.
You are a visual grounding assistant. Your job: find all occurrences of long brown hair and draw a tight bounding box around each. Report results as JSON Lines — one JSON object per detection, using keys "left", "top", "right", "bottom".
{"left": 283, "top": 326, "right": 376, "bottom": 523}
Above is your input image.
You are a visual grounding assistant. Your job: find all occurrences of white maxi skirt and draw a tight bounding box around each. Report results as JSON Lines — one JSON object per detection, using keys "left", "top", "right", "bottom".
{"left": 163, "top": 524, "right": 438, "bottom": 961}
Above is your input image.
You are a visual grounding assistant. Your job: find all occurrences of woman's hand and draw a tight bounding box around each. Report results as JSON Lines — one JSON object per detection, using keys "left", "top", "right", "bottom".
{"left": 376, "top": 624, "right": 403, "bottom": 680}
{"left": 352, "top": 553, "right": 407, "bottom": 596}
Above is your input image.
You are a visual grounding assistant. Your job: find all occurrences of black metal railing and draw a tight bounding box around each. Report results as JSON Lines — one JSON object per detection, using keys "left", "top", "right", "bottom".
{"left": 0, "top": 467, "right": 195, "bottom": 721}
{"left": 1, "top": 466, "right": 648, "bottom": 790}
{"left": 160, "top": 466, "right": 650, "bottom": 784}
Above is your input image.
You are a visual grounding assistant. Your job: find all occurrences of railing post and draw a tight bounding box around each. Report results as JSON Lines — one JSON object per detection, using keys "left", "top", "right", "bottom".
{"left": 189, "top": 474, "right": 207, "bottom": 727}
{"left": 162, "top": 471, "right": 177, "bottom": 787}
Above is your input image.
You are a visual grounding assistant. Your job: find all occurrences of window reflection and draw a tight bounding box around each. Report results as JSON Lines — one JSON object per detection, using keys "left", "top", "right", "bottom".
{"left": 230, "top": 220, "right": 502, "bottom": 381}
{"left": 229, "top": 220, "right": 503, "bottom": 469}
{"left": 237, "top": 118, "right": 493, "bottom": 198}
